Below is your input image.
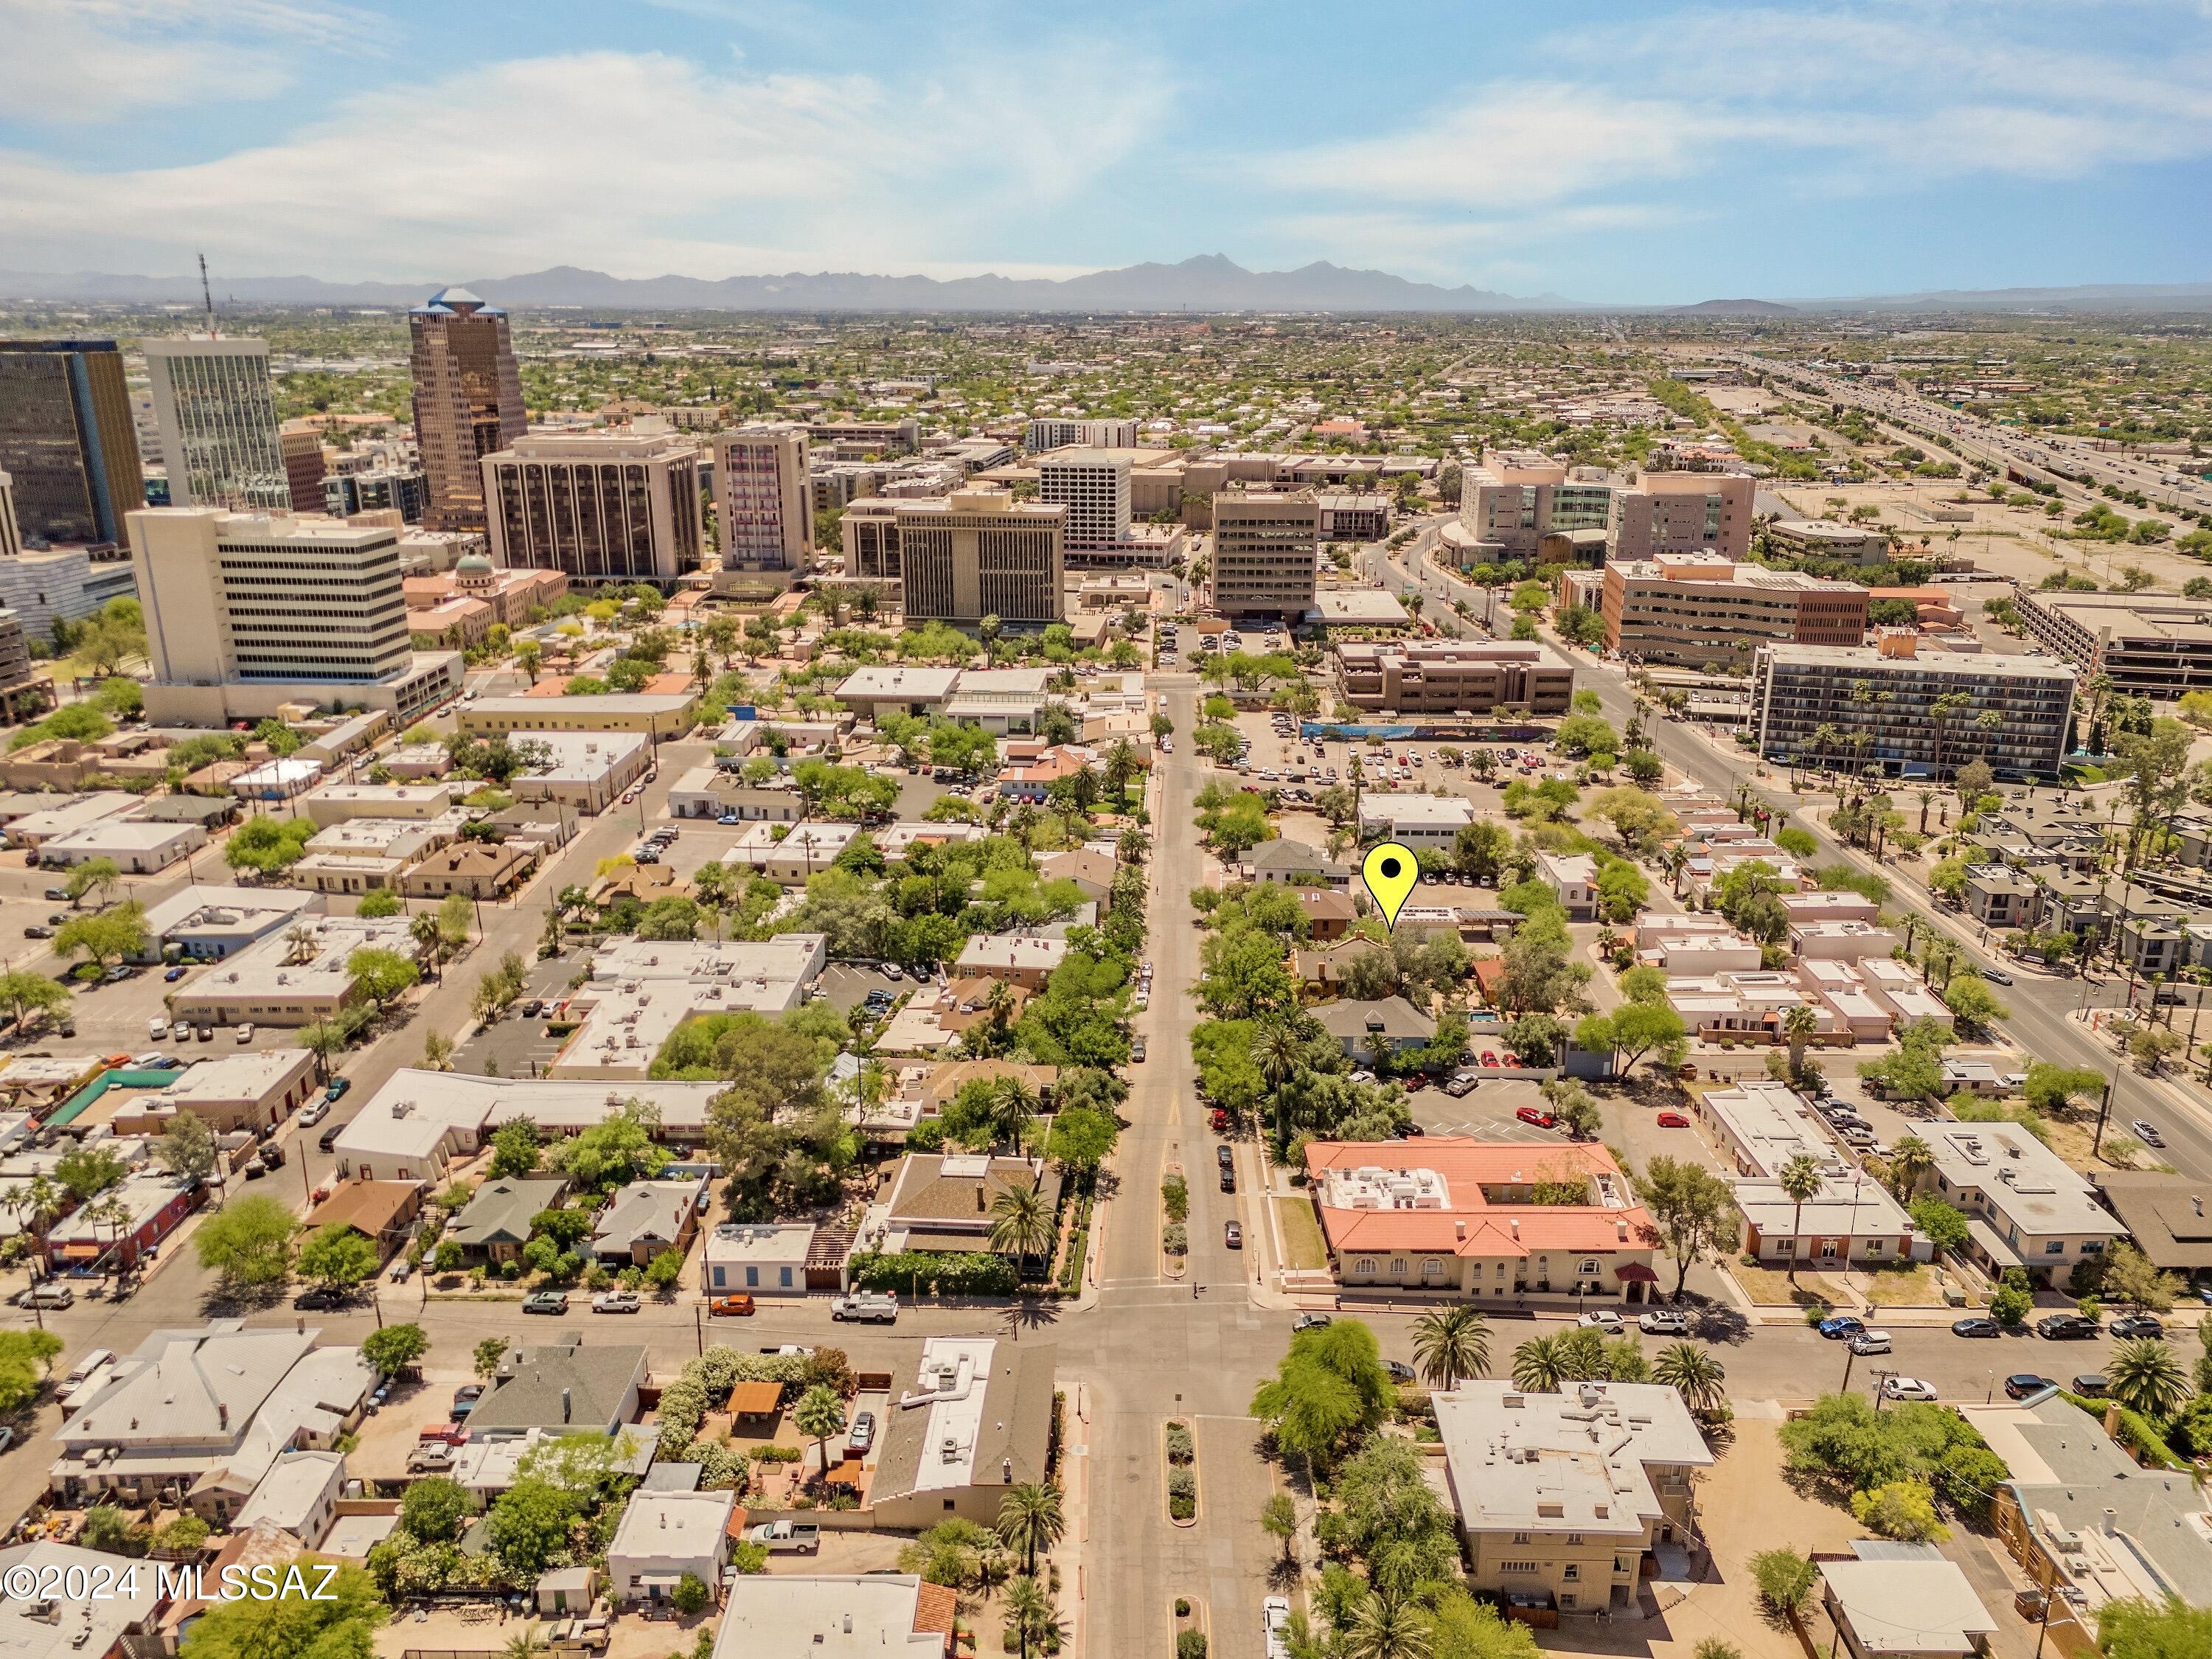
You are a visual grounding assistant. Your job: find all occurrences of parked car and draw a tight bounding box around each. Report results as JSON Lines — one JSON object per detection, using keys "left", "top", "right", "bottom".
{"left": 21, "top": 926, "right": 52, "bottom": 940}
{"left": 1848, "top": 1330, "right": 1893, "bottom": 1355}
{"left": 2073, "top": 1373, "right": 2110, "bottom": 1397}
{"left": 42, "top": 887, "right": 66, "bottom": 902}
{"left": 745, "top": 1520, "right": 821, "bottom": 1554}
{"left": 1514, "top": 1107, "right": 1557, "bottom": 1129}
{"left": 407, "top": 1441, "right": 456, "bottom": 1472}
{"left": 709, "top": 1294, "right": 757, "bottom": 1317}
{"left": 451, "top": 1384, "right": 484, "bottom": 1418}
{"left": 2005, "top": 1374, "right": 2058, "bottom": 1399}
{"left": 523, "top": 1291, "right": 570, "bottom": 1315}
{"left": 318, "top": 1123, "right": 344, "bottom": 1152}
{"left": 830, "top": 1293, "right": 898, "bottom": 1324}
{"left": 1655, "top": 1111, "right": 1691, "bottom": 1128}
{"left": 1816, "top": 1315, "right": 1865, "bottom": 1339}
{"left": 293, "top": 1287, "right": 347, "bottom": 1310}
{"left": 591, "top": 1290, "right": 641, "bottom": 1314}
{"left": 387, "top": 1256, "right": 414, "bottom": 1284}
{"left": 1224, "top": 1221, "right": 1242, "bottom": 1249}
{"left": 297, "top": 1100, "right": 327, "bottom": 1127}
{"left": 1951, "top": 1315, "right": 2002, "bottom": 1338}
{"left": 164, "top": 964, "right": 186, "bottom": 982}
{"left": 1442, "top": 1070, "right": 1480, "bottom": 1097}
{"left": 324, "top": 1077, "right": 351, "bottom": 1102}
{"left": 1982, "top": 968, "right": 2013, "bottom": 986}
{"left": 2037, "top": 1314, "right": 2101, "bottom": 1340}
{"left": 1132, "top": 1037, "right": 1147, "bottom": 1062}
{"left": 847, "top": 1411, "right": 877, "bottom": 1457}
{"left": 1638, "top": 1310, "right": 1691, "bottom": 1335}
{"left": 2110, "top": 1315, "right": 2164, "bottom": 1340}
{"left": 1384, "top": 1360, "right": 1416, "bottom": 1383}
{"left": 1292, "top": 1313, "right": 1332, "bottom": 1332}
{"left": 1577, "top": 1310, "right": 1625, "bottom": 1332}
{"left": 1264, "top": 1598, "right": 1293, "bottom": 1659}
{"left": 15, "top": 1284, "right": 72, "bottom": 1310}
{"left": 1882, "top": 1377, "right": 1940, "bottom": 1402}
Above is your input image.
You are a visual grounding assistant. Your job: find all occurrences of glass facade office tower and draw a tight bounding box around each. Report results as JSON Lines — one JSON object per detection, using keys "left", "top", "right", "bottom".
{"left": 142, "top": 338, "right": 290, "bottom": 512}
{"left": 408, "top": 288, "right": 526, "bottom": 535}
{"left": 0, "top": 338, "right": 145, "bottom": 544}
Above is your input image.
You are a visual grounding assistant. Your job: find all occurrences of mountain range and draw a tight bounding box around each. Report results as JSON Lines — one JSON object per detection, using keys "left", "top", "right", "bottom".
{"left": 1, "top": 254, "right": 2206, "bottom": 314}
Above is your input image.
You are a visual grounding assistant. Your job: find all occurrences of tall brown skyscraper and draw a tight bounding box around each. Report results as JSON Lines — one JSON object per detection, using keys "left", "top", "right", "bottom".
{"left": 408, "top": 287, "right": 524, "bottom": 534}
{"left": 0, "top": 339, "right": 144, "bottom": 545}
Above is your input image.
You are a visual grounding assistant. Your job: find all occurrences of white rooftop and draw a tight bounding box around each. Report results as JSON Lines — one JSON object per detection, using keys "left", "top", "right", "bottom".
{"left": 1435, "top": 1381, "right": 1714, "bottom": 1537}
{"left": 1921, "top": 1121, "right": 2115, "bottom": 1237}
{"left": 714, "top": 1575, "right": 943, "bottom": 1659}
{"left": 898, "top": 1336, "right": 995, "bottom": 1493}
{"left": 142, "top": 884, "right": 320, "bottom": 939}
{"left": 609, "top": 1488, "right": 737, "bottom": 1563}
{"left": 232, "top": 1449, "right": 342, "bottom": 1537}
{"left": 1818, "top": 1559, "right": 1997, "bottom": 1657}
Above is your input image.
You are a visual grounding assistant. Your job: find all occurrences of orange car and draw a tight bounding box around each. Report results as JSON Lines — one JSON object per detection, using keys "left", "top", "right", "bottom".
{"left": 709, "top": 1294, "right": 757, "bottom": 1317}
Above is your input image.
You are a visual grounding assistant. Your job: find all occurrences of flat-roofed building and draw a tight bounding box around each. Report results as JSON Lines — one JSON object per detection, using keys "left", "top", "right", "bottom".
{"left": 1356, "top": 793, "right": 1475, "bottom": 848}
{"left": 128, "top": 507, "right": 460, "bottom": 727}
{"left": 168, "top": 914, "right": 420, "bottom": 1029}
{"left": 1458, "top": 458, "right": 1614, "bottom": 558}
{"left": 408, "top": 288, "right": 526, "bottom": 535}
{"left": 1750, "top": 633, "right": 2075, "bottom": 782}
{"left": 805, "top": 417, "right": 919, "bottom": 456}
{"left": 1037, "top": 449, "right": 1129, "bottom": 554}
{"left": 714, "top": 1576, "right": 954, "bottom": 1659}
{"left": 1211, "top": 489, "right": 1318, "bottom": 620}
{"left": 1609, "top": 471, "right": 1756, "bottom": 561}
{"left": 2015, "top": 588, "right": 2212, "bottom": 698}
{"left": 868, "top": 1337, "right": 1054, "bottom": 1530}
{"left": 1025, "top": 418, "right": 1135, "bottom": 453}
{"left": 712, "top": 425, "right": 810, "bottom": 574}
{"left": 137, "top": 884, "right": 321, "bottom": 962}
{"left": 0, "top": 338, "right": 144, "bottom": 545}
{"left": 482, "top": 431, "right": 705, "bottom": 583}
{"left": 834, "top": 664, "right": 963, "bottom": 721}
{"left": 1601, "top": 554, "right": 1868, "bottom": 669}
{"left": 1912, "top": 1120, "right": 2121, "bottom": 1284}
{"left": 1334, "top": 639, "right": 1574, "bottom": 714}
{"left": 460, "top": 695, "right": 696, "bottom": 739}
{"left": 1435, "top": 1380, "right": 1714, "bottom": 1612}
{"left": 844, "top": 488, "right": 1063, "bottom": 627}
{"left": 142, "top": 338, "right": 289, "bottom": 512}
{"left": 1766, "top": 518, "right": 1892, "bottom": 564}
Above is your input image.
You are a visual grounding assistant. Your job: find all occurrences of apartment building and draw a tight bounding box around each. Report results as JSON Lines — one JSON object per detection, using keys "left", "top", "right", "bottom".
{"left": 805, "top": 417, "right": 919, "bottom": 456}
{"left": 1436, "top": 1381, "right": 1713, "bottom": 1614}
{"left": 0, "top": 338, "right": 143, "bottom": 545}
{"left": 128, "top": 507, "right": 460, "bottom": 726}
{"left": 408, "top": 288, "right": 526, "bottom": 534}
{"left": 1749, "top": 632, "right": 2076, "bottom": 781}
{"left": 1038, "top": 449, "right": 1130, "bottom": 555}
{"left": 1915, "top": 1120, "right": 2123, "bottom": 1284}
{"left": 712, "top": 425, "right": 811, "bottom": 574}
{"left": 1601, "top": 554, "right": 1867, "bottom": 669}
{"left": 1458, "top": 458, "right": 1613, "bottom": 558}
{"left": 1211, "top": 488, "right": 1318, "bottom": 620}
{"left": 844, "top": 488, "right": 1064, "bottom": 626}
{"left": 1609, "top": 472, "right": 1756, "bottom": 561}
{"left": 2014, "top": 589, "right": 2212, "bottom": 698}
{"left": 142, "top": 338, "right": 290, "bottom": 512}
{"left": 1025, "top": 417, "right": 1136, "bottom": 453}
{"left": 482, "top": 431, "right": 706, "bottom": 583}
{"left": 1333, "top": 639, "right": 1575, "bottom": 714}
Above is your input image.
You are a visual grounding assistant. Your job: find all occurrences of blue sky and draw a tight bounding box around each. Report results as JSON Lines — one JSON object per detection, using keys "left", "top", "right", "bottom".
{"left": 3, "top": 0, "right": 2209, "bottom": 303}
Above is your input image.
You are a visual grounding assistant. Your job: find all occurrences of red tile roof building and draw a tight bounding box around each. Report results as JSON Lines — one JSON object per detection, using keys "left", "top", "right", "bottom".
{"left": 1303, "top": 1138, "right": 1661, "bottom": 1304}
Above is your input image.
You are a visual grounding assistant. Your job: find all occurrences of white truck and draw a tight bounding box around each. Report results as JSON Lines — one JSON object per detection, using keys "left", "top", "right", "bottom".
{"left": 830, "top": 1293, "right": 898, "bottom": 1324}
{"left": 745, "top": 1520, "right": 821, "bottom": 1554}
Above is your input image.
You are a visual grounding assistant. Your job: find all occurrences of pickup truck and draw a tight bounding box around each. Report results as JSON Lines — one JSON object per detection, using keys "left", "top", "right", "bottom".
{"left": 745, "top": 1520, "right": 821, "bottom": 1554}
{"left": 546, "top": 1619, "right": 610, "bottom": 1653}
{"left": 830, "top": 1293, "right": 897, "bottom": 1324}
{"left": 407, "top": 1441, "right": 456, "bottom": 1472}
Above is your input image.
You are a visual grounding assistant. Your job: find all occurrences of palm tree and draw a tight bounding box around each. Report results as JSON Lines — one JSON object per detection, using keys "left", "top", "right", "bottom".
{"left": 986, "top": 1077, "right": 1038, "bottom": 1150}
{"left": 1510, "top": 1334, "right": 1570, "bottom": 1392}
{"left": 1102, "top": 741, "right": 1141, "bottom": 802}
{"left": 1652, "top": 1342, "right": 1726, "bottom": 1417}
{"left": 1888, "top": 1134, "right": 1935, "bottom": 1200}
{"left": 1780, "top": 1004, "right": 1817, "bottom": 1077}
{"left": 1252, "top": 1017, "right": 1306, "bottom": 1148}
{"left": 409, "top": 912, "right": 445, "bottom": 983}
{"left": 989, "top": 1186, "right": 1056, "bottom": 1268}
{"left": 1343, "top": 1593, "right": 1430, "bottom": 1659}
{"left": 503, "top": 1626, "right": 549, "bottom": 1659}
{"left": 1411, "top": 1307, "right": 1491, "bottom": 1390}
{"left": 996, "top": 1482, "right": 1064, "bottom": 1574}
{"left": 1777, "top": 1155, "right": 1824, "bottom": 1283}
{"left": 2106, "top": 1338, "right": 2190, "bottom": 1419}
{"left": 793, "top": 1383, "right": 849, "bottom": 1483}
{"left": 1930, "top": 692, "right": 1973, "bottom": 781}
{"left": 1000, "top": 1577, "right": 1060, "bottom": 1659}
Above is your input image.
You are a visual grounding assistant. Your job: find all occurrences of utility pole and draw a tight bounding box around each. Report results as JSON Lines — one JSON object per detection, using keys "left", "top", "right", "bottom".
{"left": 198, "top": 254, "right": 217, "bottom": 337}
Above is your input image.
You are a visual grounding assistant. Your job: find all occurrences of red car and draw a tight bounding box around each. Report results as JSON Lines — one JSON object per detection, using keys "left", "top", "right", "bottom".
{"left": 1479, "top": 1050, "right": 1500, "bottom": 1067}
{"left": 1208, "top": 1108, "right": 1230, "bottom": 1134}
{"left": 1515, "top": 1107, "right": 1557, "bottom": 1130}
{"left": 1656, "top": 1111, "right": 1691, "bottom": 1128}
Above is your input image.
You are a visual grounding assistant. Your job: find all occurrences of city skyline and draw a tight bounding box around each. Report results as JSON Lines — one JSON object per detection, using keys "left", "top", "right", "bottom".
{"left": 1, "top": 0, "right": 2208, "bottom": 305}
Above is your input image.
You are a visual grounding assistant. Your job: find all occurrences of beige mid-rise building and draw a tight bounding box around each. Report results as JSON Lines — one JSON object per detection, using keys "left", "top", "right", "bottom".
{"left": 712, "top": 425, "right": 811, "bottom": 574}
{"left": 1334, "top": 639, "right": 1575, "bottom": 714}
{"left": 842, "top": 489, "right": 1064, "bottom": 627}
{"left": 1609, "top": 471, "right": 1756, "bottom": 561}
{"left": 408, "top": 288, "right": 526, "bottom": 535}
{"left": 1458, "top": 457, "right": 1614, "bottom": 558}
{"left": 482, "top": 431, "right": 705, "bottom": 584}
{"left": 1211, "top": 489, "right": 1318, "bottom": 620}
{"left": 1601, "top": 554, "right": 1868, "bottom": 670}
{"left": 128, "top": 507, "right": 460, "bottom": 726}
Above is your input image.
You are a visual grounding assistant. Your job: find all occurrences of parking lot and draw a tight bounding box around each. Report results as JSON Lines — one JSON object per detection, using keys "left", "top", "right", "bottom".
{"left": 450, "top": 956, "right": 585, "bottom": 1079}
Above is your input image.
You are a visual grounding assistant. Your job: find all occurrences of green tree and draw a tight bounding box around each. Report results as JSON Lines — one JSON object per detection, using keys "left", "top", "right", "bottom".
{"left": 297, "top": 1223, "right": 380, "bottom": 1292}
{"left": 1850, "top": 1478, "right": 1949, "bottom": 1543}
{"left": 1411, "top": 1306, "right": 1490, "bottom": 1389}
{"left": 1251, "top": 1318, "right": 1393, "bottom": 1472}
{"left": 362, "top": 1323, "right": 428, "bottom": 1376}
{"left": 794, "top": 1383, "right": 849, "bottom": 1480}
{"left": 474, "top": 1338, "right": 510, "bottom": 1379}
{"left": 0, "top": 1328, "right": 63, "bottom": 1414}
{"left": 997, "top": 1481, "right": 1065, "bottom": 1575}
{"left": 63, "top": 858, "right": 122, "bottom": 908}
{"left": 487, "top": 1118, "right": 540, "bottom": 1178}
{"left": 671, "top": 1573, "right": 709, "bottom": 1617}
{"left": 2097, "top": 1596, "right": 2212, "bottom": 1659}
{"left": 989, "top": 1185, "right": 1057, "bottom": 1265}
{"left": 2107, "top": 1338, "right": 2190, "bottom": 1419}
{"left": 345, "top": 947, "right": 420, "bottom": 1011}
{"left": 485, "top": 1478, "right": 578, "bottom": 1577}
{"left": 355, "top": 888, "right": 402, "bottom": 918}
{"left": 1751, "top": 1548, "right": 1817, "bottom": 1616}
{"left": 54, "top": 902, "right": 147, "bottom": 970}
{"left": 1634, "top": 1156, "right": 1734, "bottom": 1300}
{"left": 55, "top": 1145, "right": 127, "bottom": 1203}
{"left": 195, "top": 1194, "right": 296, "bottom": 1288}
{"left": 0, "top": 969, "right": 69, "bottom": 1033}
{"left": 178, "top": 1561, "right": 386, "bottom": 1659}
{"left": 400, "top": 1475, "right": 473, "bottom": 1544}
{"left": 1907, "top": 1196, "right": 1969, "bottom": 1256}
{"left": 154, "top": 1108, "right": 219, "bottom": 1183}
{"left": 1260, "top": 1490, "right": 1298, "bottom": 1565}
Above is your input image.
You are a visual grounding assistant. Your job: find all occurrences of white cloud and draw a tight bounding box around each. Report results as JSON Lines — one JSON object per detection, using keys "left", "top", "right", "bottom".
{"left": 0, "top": 37, "right": 1177, "bottom": 279}
{"left": 0, "top": 0, "right": 372, "bottom": 118}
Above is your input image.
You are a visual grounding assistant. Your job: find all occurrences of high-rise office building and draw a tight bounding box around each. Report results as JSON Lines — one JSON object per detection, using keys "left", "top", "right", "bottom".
{"left": 0, "top": 471, "right": 19, "bottom": 559}
{"left": 841, "top": 489, "right": 1063, "bottom": 626}
{"left": 1039, "top": 450, "right": 1131, "bottom": 556}
{"left": 712, "top": 425, "right": 811, "bottom": 572}
{"left": 1600, "top": 554, "right": 1867, "bottom": 669}
{"left": 324, "top": 467, "right": 428, "bottom": 524}
{"left": 481, "top": 431, "right": 705, "bottom": 583}
{"left": 1211, "top": 489, "right": 1319, "bottom": 620}
{"left": 0, "top": 338, "right": 145, "bottom": 544}
{"left": 142, "top": 338, "right": 289, "bottom": 512}
{"left": 1026, "top": 417, "right": 1138, "bottom": 453}
{"left": 128, "top": 507, "right": 460, "bottom": 725}
{"left": 1609, "top": 472, "right": 1756, "bottom": 562}
{"left": 280, "top": 428, "right": 327, "bottom": 515}
{"left": 408, "top": 288, "right": 526, "bottom": 534}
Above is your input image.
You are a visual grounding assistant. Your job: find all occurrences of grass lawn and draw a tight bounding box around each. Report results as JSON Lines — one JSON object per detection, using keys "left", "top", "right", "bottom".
{"left": 1725, "top": 1259, "right": 1846, "bottom": 1308}
{"left": 1275, "top": 1197, "right": 1326, "bottom": 1271}
{"left": 1860, "top": 1263, "right": 1938, "bottom": 1306}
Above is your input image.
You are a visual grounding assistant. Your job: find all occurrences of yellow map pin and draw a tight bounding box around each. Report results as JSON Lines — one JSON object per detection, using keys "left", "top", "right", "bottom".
{"left": 1362, "top": 841, "right": 1421, "bottom": 933}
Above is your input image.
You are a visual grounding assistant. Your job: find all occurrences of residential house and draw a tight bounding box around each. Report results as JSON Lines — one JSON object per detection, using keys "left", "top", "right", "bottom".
{"left": 1238, "top": 838, "right": 1353, "bottom": 891}
{"left": 868, "top": 1338, "right": 1055, "bottom": 1530}
{"left": 864, "top": 1154, "right": 1063, "bottom": 1271}
{"left": 465, "top": 1338, "right": 647, "bottom": 1439}
{"left": 396, "top": 840, "right": 538, "bottom": 900}
{"left": 1818, "top": 1545, "right": 1997, "bottom": 1659}
{"left": 713, "top": 1576, "right": 955, "bottom": 1659}
{"left": 1294, "top": 887, "right": 1359, "bottom": 941}
{"left": 1303, "top": 1139, "right": 1662, "bottom": 1305}
{"left": 1963, "top": 864, "right": 2039, "bottom": 930}
{"left": 606, "top": 1489, "right": 738, "bottom": 1608}
{"left": 1312, "top": 997, "right": 1436, "bottom": 1065}
{"left": 701, "top": 1222, "right": 816, "bottom": 1297}
{"left": 1536, "top": 851, "right": 1598, "bottom": 920}
{"left": 303, "top": 1182, "right": 425, "bottom": 1260}
{"left": 41, "top": 1174, "right": 198, "bottom": 1273}
{"left": 591, "top": 1178, "right": 706, "bottom": 1268}
{"left": 953, "top": 933, "right": 1068, "bottom": 990}
{"left": 1914, "top": 1121, "right": 2122, "bottom": 1284}
{"left": 0, "top": 1542, "right": 162, "bottom": 1659}
{"left": 2087, "top": 1172, "right": 2212, "bottom": 1285}
{"left": 447, "top": 1178, "right": 570, "bottom": 1266}
{"left": 230, "top": 1450, "right": 346, "bottom": 1547}
{"left": 1036, "top": 847, "right": 1116, "bottom": 902}
{"left": 1435, "top": 1381, "right": 1714, "bottom": 1614}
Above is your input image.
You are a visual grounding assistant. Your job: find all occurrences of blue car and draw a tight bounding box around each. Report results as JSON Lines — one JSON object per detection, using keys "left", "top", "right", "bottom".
{"left": 1817, "top": 1315, "right": 1865, "bottom": 1339}
{"left": 164, "top": 965, "right": 187, "bottom": 983}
